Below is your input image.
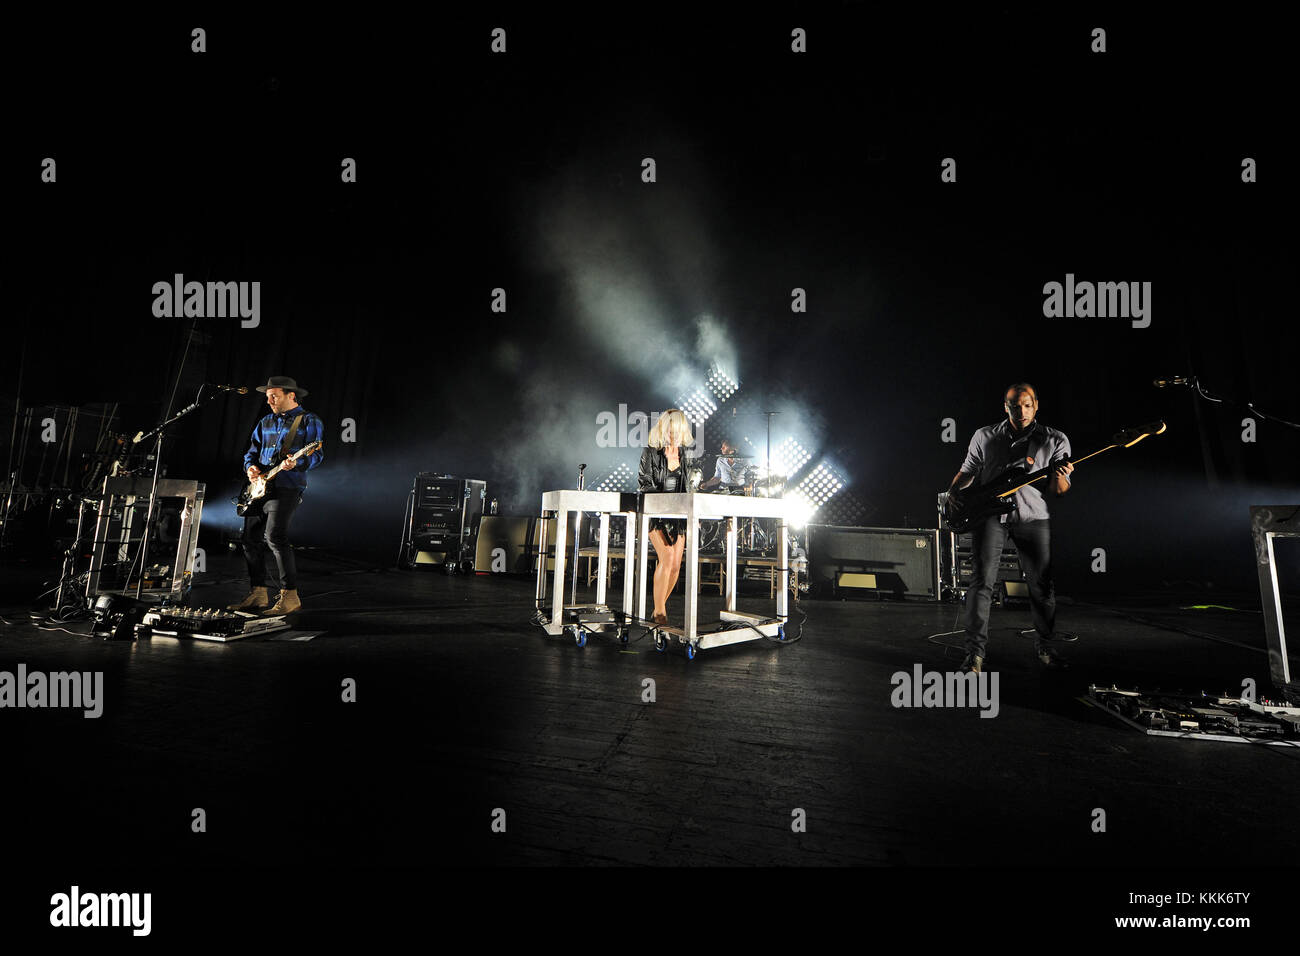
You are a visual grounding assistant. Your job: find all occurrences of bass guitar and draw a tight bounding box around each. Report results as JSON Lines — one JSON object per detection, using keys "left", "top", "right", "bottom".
{"left": 940, "top": 421, "right": 1165, "bottom": 533}
{"left": 235, "top": 440, "right": 324, "bottom": 516}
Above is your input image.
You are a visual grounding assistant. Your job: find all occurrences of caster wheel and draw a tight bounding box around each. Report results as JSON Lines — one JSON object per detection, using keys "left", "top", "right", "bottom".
{"left": 685, "top": 642, "right": 697, "bottom": 661}
{"left": 573, "top": 627, "right": 587, "bottom": 648}
{"left": 618, "top": 628, "right": 628, "bottom": 645}
{"left": 777, "top": 624, "right": 786, "bottom": 642}
{"left": 653, "top": 634, "right": 666, "bottom": 652}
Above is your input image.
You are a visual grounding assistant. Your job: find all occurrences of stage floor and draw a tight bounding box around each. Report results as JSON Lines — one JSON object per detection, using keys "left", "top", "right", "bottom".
{"left": 2, "top": 552, "right": 1296, "bottom": 867}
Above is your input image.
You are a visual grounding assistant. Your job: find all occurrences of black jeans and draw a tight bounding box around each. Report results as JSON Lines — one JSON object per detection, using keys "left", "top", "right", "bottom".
{"left": 963, "top": 516, "right": 1057, "bottom": 657}
{"left": 243, "top": 488, "right": 302, "bottom": 590}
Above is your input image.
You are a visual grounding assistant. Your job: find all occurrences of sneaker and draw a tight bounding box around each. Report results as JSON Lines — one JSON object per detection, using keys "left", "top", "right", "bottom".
{"left": 1037, "top": 647, "right": 1069, "bottom": 669}
{"left": 959, "top": 653, "right": 984, "bottom": 674}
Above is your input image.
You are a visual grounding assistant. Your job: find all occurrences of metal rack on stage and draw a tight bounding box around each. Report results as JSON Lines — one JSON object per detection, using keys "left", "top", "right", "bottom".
{"left": 86, "top": 476, "right": 205, "bottom": 603}
{"left": 639, "top": 492, "right": 792, "bottom": 658}
{"left": 534, "top": 489, "right": 639, "bottom": 645}
{"left": 535, "top": 489, "right": 795, "bottom": 659}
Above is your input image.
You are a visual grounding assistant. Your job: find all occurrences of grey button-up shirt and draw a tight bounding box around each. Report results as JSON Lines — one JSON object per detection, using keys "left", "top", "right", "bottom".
{"left": 714, "top": 455, "right": 743, "bottom": 486}
{"left": 960, "top": 420, "right": 1072, "bottom": 523}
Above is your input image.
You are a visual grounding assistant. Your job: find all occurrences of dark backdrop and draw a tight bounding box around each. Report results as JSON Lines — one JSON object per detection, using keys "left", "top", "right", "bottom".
{"left": 2, "top": 9, "right": 1294, "bottom": 595}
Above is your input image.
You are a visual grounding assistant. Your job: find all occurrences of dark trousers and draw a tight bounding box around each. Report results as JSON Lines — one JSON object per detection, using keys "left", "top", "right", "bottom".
{"left": 963, "top": 516, "right": 1057, "bottom": 657}
{"left": 243, "top": 489, "right": 302, "bottom": 590}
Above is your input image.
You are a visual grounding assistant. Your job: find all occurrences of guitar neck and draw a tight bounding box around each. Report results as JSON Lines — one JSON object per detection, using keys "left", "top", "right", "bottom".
{"left": 263, "top": 446, "right": 309, "bottom": 480}
{"left": 998, "top": 442, "right": 1117, "bottom": 497}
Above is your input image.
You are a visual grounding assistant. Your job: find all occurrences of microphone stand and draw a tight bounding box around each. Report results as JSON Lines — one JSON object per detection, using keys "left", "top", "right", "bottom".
{"left": 1170, "top": 376, "right": 1300, "bottom": 431}
{"left": 127, "top": 385, "right": 226, "bottom": 600}
{"left": 764, "top": 411, "right": 776, "bottom": 479}
{"left": 752, "top": 411, "right": 778, "bottom": 554}
{"left": 571, "top": 464, "right": 586, "bottom": 606}
{"left": 0, "top": 470, "right": 17, "bottom": 551}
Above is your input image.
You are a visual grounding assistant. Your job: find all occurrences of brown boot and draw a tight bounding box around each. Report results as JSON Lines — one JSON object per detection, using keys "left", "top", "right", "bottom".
{"left": 227, "top": 586, "right": 270, "bottom": 612}
{"left": 261, "top": 588, "right": 301, "bottom": 616}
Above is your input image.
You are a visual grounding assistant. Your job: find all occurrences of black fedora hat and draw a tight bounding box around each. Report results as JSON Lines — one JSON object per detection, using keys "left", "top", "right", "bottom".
{"left": 255, "top": 375, "right": 308, "bottom": 398}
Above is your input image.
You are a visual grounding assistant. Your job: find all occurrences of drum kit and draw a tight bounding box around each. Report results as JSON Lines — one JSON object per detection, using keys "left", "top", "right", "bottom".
{"left": 689, "top": 455, "right": 785, "bottom": 496}
{"left": 687, "top": 454, "right": 789, "bottom": 554}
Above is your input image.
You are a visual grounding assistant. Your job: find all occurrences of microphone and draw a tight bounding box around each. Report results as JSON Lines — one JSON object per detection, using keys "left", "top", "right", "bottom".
{"left": 1153, "top": 375, "right": 1191, "bottom": 388}
{"left": 132, "top": 431, "right": 144, "bottom": 444}
{"left": 210, "top": 384, "right": 250, "bottom": 394}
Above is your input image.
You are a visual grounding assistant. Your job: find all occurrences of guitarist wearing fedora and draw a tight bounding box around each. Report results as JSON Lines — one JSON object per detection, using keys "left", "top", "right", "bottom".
{"left": 944, "top": 383, "right": 1074, "bottom": 673}
{"left": 228, "top": 376, "right": 325, "bottom": 616}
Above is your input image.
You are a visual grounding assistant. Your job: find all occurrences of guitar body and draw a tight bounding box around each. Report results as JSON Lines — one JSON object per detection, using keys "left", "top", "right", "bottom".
{"left": 235, "top": 476, "right": 270, "bottom": 517}
{"left": 233, "top": 440, "right": 324, "bottom": 517}
{"left": 942, "top": 466, "right": 1030, "bottom": 532}
{"left": 943, "top": 491, "right": 1018, "bottom": 533}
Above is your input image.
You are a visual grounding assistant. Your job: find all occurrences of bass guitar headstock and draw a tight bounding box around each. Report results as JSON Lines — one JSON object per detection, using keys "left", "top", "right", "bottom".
{"left": 1113, "top": 420, "right": 1167, "bottom": 448}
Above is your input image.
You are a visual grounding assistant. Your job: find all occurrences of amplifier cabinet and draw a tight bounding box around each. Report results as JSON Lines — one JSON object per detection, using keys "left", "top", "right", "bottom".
{"left": 417, "top": 474, "right": 477, "bottom": 510}
{"left": 941, "top": 531, "right": 1024, "bottom": 600}
{"left": 935, "top": 496, "right": 1023, "bottom": 600}
{"left": 403, "top": 474, "right": 486, "bottom": 570}
{"left": 474, "top": 516, "right": 556, "bottom": 574}
{"left": 807, "top": 525, "right": 940, "bottom": 599}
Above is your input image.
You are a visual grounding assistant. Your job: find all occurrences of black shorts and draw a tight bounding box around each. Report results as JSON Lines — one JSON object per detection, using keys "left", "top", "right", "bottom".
{"left": 650, "top": 517, "right": 686, "bottom": 545}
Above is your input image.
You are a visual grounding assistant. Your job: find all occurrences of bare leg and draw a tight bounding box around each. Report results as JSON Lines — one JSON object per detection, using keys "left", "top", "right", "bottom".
{"left": 663, "top": 535, "right": 686, "bottom": 606}
{"left": 650, "top": 529, "right": 680, "bottom": 623}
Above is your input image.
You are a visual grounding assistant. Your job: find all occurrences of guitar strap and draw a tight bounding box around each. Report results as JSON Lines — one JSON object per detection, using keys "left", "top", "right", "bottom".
{"left": 278, "top": 414, "right": 304, "bottom": 462}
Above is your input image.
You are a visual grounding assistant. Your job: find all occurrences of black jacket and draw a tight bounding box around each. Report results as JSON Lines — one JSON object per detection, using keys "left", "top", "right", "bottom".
{"left": 638, "top": 446, "right": 685, "bottom": 492}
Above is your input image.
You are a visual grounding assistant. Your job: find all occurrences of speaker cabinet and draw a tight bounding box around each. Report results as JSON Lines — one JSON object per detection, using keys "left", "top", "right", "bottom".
{"left": 474, "top": 516, "right": 556, "bottom": 574}
{"left": 807, "top": 525, "right": 940, "bottom": 600}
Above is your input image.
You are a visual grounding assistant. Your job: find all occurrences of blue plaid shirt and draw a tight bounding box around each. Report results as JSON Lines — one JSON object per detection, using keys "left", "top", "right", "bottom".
{"left": 243, "top": 405, "right": 325, "bottom": 492}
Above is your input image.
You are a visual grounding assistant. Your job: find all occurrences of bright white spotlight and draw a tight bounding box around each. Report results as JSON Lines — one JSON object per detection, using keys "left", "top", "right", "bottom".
{"left": 593, "top": 461, "right": 634, "bottom": 493}
{"left": 675, "top": 387, "right": 718, "bottom": 426}
{"left": 706, "top": 363, "right": 738, "bottom": 401}
{"left": 786, "top": 491, "right": 816, "bottom": 529}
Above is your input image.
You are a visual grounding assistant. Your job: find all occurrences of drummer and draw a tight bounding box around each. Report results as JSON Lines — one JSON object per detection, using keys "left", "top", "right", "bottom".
{"left": 700, "top": 438, "right": 751, "bottom": 493}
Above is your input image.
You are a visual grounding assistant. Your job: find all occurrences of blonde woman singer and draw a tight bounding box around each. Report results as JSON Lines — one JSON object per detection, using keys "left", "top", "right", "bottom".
{"left": 637, "top": 409, "right": 693, "bottom": 625}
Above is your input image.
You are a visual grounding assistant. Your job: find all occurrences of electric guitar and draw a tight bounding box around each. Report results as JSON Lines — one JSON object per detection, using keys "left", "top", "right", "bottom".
{"left": 235, "top": 440, "right": 324, "bottom": 516}
{"left": 940, "top": 420, "right": 1166, "bottom": 533}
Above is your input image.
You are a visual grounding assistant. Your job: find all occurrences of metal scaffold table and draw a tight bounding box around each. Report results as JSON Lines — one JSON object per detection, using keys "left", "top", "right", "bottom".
{"left": 535, "top": 489, "right": 638, "bottom": 646}
{"left": 638, "top": 491, "right": 793, "bottom": 659}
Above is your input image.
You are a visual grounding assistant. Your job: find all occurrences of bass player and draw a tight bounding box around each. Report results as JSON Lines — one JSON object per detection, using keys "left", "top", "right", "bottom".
{"left": 944, "top": 383, "right": 1074, "bottom": 673}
